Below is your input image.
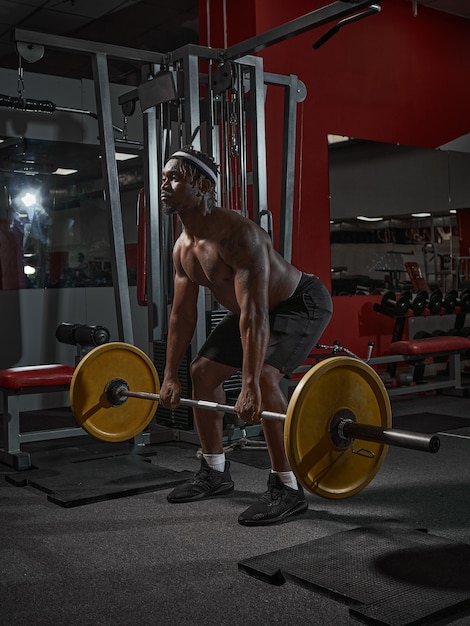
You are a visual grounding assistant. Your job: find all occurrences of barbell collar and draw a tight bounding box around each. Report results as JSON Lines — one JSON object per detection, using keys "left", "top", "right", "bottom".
{"left": 105, "top": 378, "right": 130, "bottom": 405}
{"left": 341, "top": 421, "right": 440, "bottom": 453}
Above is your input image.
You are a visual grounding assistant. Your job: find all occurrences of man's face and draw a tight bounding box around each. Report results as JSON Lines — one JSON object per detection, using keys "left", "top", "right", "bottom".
{"left": 160, "top": 159, "right": 199, "bottom": 215}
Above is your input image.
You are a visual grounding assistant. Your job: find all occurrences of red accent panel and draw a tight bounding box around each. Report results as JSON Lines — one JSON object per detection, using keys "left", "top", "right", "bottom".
{"left": 320, "top": 296, "right": 395, "bottom": 358}
{"left": 0, "top": 365, "right": 75, "bottom": 390}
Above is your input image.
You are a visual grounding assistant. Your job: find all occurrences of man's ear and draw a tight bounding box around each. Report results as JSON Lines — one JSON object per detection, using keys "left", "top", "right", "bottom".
{"left": 200, "top": 178, "right": 212, "bottom": 194}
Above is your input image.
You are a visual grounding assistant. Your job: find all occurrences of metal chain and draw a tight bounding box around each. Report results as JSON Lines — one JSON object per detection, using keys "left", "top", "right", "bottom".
{"left": 17, "top": 54, "right": 25, "bottom": 102}
{"left": 229, "top": 91, "right": 238, "bottom": 157}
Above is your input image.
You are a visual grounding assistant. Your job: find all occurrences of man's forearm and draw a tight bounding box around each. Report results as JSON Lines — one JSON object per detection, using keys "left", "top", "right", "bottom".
{"left": 164, "top": 313, "right": 197, "bottom": 379}
{"left": 240, "top": 309, "right": 269, "bottom": 385}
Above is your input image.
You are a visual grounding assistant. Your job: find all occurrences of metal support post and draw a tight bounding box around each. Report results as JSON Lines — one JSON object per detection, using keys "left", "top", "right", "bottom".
{"left": 264, "top": 72, "right": 306, "bottom": 262}
{"left": 92, "top": 52, "right": 134, "bottom": 344}
{"left": 181, "top": 49, "right": 209, "bottom": 354}
{"left": 143, "top": 106, "right": 166, "bottom": 344}
{"left": 243, "top": 56, "right": 268, "bottom": 225}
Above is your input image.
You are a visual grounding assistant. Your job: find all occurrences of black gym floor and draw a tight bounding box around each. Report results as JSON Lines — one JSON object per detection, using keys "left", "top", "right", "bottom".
{"left": 1, "top": 392, "right": 470, "bottom": 626}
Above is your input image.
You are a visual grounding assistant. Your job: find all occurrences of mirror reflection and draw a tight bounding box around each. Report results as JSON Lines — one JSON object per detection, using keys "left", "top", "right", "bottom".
{"left": 328, "top": 138, "right": 470, "bottom": 297}
{"left": 330, "top": 213, "right": 457, "bottom": 296}
{"left": 0, "top": 136, "right": 143, "bottom": 290}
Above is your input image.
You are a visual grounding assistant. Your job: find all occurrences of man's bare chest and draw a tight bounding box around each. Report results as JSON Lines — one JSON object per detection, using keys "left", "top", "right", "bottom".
{"left": 180, "top": 241, "right": 233, "bottom": 287}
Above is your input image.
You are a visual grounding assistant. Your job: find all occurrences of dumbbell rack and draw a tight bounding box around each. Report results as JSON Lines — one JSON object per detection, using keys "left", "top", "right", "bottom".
{"left": 373, "top": 288, "right": 470, "bottom": 391}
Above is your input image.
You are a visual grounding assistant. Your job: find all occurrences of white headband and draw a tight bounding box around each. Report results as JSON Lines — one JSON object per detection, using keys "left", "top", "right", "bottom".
{"left": 170, "top": 151, "right": 218, "bottom": 185}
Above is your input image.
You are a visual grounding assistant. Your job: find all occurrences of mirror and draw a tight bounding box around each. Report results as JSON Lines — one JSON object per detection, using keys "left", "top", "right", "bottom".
{"left": 328, "top": 138, "right": 470, "bottom": 296}
{"left": 0, "top": 136, "right": 143, "bottom": 289}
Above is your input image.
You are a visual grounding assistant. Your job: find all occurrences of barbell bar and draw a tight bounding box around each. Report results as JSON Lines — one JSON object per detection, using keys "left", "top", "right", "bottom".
{"left": 69, "top": 342, "right": 440, "bottom": 500}
{"left": 108, "top": 383, "right": 286, "bottom": 421}
{"left": 106, "top": 380, "right": 439, "bottom": 454}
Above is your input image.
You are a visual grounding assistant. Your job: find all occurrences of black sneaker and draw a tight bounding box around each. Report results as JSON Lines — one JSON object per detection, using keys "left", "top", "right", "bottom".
{"left": 167, "top": 458, "right": 234, "bottom": 503}
{"left": 238, "top": 473, "right": 308, "bottom": 526}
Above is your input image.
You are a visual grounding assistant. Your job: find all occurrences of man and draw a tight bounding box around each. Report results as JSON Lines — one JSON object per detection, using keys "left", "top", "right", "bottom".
{"left": 159, "top": 146, "right": 332, "bottom": 526}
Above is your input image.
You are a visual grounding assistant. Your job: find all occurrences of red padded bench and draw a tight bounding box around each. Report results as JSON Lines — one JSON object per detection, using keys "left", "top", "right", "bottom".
{"left": 0, "top": 364, "right": 82, "bottom": 470}
{"left": 388, "top": 335, "right": 470, "bottom": 358}
{"left": 370, "top": 335, "right": 470, "bottom": 397}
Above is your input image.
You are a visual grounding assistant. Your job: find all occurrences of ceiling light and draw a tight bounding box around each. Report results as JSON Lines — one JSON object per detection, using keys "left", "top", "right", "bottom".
{"left": 24, "top": 265, "right": 36, "bottom": 276}
{"left": 327, "top": 134, "right": 350, "bottom": 145}
{"left": 357, "top": 215, "right": 383, "bottom": 222}
{"left": 411, "top": 212, "right": 431, "bottom": 218}
{"left": 450, "top": 209, "right": 456, "bottom": 214}
{"left": 53, "top": 168, "right": 78, "bottom": 176}
{"left": 115, "top": 152, "right": 139, "bottom": 161}
{"left": 21, "top": 192, "right": 37, "bottom": 207}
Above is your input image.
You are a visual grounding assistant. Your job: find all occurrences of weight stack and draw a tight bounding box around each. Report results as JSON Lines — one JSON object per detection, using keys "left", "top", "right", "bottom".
{"left": 153, "top": 340, "right": 193, "bottom": 431}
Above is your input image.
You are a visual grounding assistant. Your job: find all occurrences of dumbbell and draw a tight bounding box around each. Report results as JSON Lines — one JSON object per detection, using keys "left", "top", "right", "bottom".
{"left": 442, "top": 289, "right": 458, "bottom": 314}
{"left": 396, "top": 368, "right": 414, "bottom": 386}
{"left": 414, "top": 328, "right": 447, "bottom": 338}
{"left": 402, "top": 290, "right": 428, "bottom": 316}
{"left": 380, "top": 291, "right": 410, "bottom": 317}
{"left": 55, "top": 323, "right": 111, "bottom": 347}
{"left": 379, "top": 368, "right": 413, "bottom": 387}
{"left": 456, "top": 288, "right": 470, "bottom": 314}
{"left": 448, "top": 326, "right": 470, "bottom": 337}
{"left": 428, "top": 289, "right": 443, "bottom": 315}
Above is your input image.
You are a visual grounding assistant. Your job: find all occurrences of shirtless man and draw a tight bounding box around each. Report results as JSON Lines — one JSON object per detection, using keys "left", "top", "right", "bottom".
{"left": 159, "top": 147, "right": 332, "bottom": 526}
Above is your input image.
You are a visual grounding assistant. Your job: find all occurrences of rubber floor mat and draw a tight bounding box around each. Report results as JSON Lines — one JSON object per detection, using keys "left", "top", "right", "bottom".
{"left": 239, "top": 524, "right": 470, "bottom": 625}
{"left": 6, "top": 455, "right": 192, "bottom": 508}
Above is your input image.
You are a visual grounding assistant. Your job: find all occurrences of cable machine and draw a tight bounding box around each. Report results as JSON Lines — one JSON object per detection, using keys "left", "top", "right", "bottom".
{"left": 11, "top": 0, "right": 381, "bottom": 440}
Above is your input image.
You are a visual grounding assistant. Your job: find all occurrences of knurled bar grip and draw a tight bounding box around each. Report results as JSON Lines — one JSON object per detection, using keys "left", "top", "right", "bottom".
{"left": 122, "top": 389, "right": 285, "bottom": 421}
{"left": 121, "top": 389, "right": 439, "bottom": 453}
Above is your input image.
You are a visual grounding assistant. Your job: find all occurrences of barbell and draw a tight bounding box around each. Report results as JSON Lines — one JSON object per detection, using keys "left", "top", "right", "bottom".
{"left": 69, "top": 342, "right": 440, "bottom": 500}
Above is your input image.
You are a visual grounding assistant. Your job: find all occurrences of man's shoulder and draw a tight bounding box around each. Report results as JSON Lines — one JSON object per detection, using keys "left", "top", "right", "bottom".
{"left": 215, "top": 207, "right": 267, "bottom": 232}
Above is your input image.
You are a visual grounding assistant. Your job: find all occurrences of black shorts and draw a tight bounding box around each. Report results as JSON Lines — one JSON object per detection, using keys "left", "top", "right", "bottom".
{"left": 198, "top": 273, "right": 333, "bottom": 377}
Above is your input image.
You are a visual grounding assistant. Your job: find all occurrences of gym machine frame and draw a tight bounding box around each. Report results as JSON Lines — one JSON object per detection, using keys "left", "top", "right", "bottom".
{"left": 13, "top": 0, "right": 383, "bottom": 446}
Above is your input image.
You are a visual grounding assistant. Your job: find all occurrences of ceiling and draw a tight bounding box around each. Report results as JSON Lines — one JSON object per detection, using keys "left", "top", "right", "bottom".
{"left": 0, "top": 1, "right": 468, "bottom": 85}
{"left": 411, "top": 0, "right": 470, "bottom": 19}
{"left": 0, "top": 0, "right": 199, "bottom": 84}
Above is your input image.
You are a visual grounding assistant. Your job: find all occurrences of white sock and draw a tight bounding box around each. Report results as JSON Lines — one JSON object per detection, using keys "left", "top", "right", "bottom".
{"left": 203, "top": 453, "right": 226, "bottom": 473}
{"left": 272, "top": 470, "right": 298, "bottom": 490}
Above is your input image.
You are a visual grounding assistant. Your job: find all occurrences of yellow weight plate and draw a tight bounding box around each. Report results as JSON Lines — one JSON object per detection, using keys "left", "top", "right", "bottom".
{"left": 285, "top": 356, "right": 392, "bottom": 500}
{"left": 70, "top": 342, "right": 160, "bottom": 442}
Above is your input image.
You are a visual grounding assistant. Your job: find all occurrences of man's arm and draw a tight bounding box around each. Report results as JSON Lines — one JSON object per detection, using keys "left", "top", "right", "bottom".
{"left": 230, "top": 233, "right": 271, "bottom": 422}
{"left": 160, "top": 246, "right": 199, "bottom": 408}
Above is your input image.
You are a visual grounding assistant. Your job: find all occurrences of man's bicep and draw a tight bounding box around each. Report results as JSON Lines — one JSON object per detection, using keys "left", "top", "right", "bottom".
{"left": 172, "top": 271, "right": 199, "bottom": 313}
{"left": 234, "top": 263, "right": 270, "bottom": 311}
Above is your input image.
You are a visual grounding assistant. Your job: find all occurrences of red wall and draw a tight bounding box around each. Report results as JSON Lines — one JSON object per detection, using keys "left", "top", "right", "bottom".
{"left": 199, "top": 0, "right": 470, "bottom": 355}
